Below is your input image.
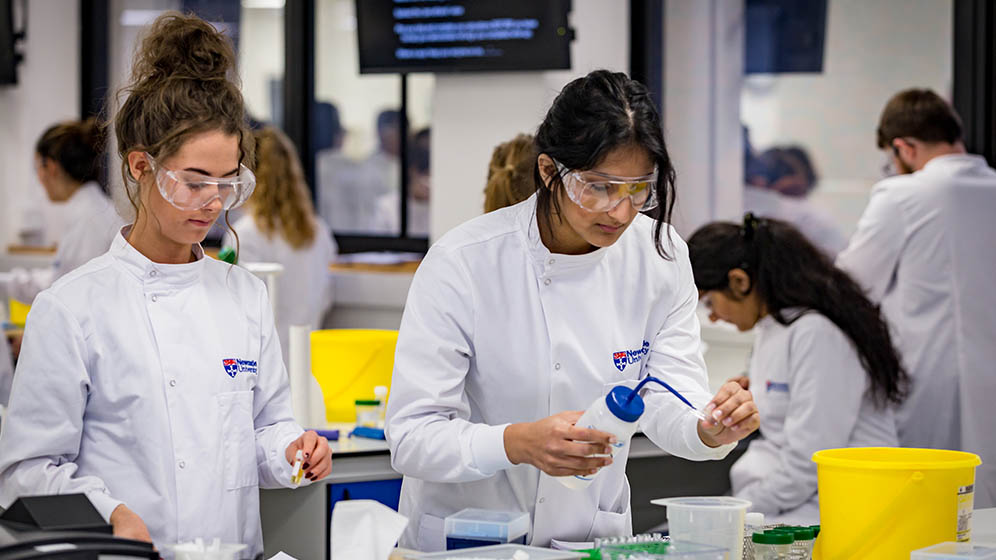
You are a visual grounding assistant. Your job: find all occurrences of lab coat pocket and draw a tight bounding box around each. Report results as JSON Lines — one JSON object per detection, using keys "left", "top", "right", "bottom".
{"left": 216, "top": 390, "right": 259, "bottom": 490}
{"left": 416, "top": 513, "right": 445, "bottom": 552}
{"left": 587, "top": 478, "right": 633, "bottom": 541}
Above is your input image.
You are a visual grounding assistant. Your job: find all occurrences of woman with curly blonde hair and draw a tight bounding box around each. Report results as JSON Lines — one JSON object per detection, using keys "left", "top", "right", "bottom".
{"left": 229, "top": 126, "right": 337, "bottom": 363}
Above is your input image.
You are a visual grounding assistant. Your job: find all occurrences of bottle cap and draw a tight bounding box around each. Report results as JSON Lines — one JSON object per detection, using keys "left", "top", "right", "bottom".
{"left": 606, "top": 386, "right": 644, "bottom": 422}
{"left": 745, "top": 512, "right": 765, "bottom": 527}
{"left": 753, "top": 531, "right": 793, "bottom": 545}
{"left": 355, "top": 399, "right": 381, "bottom": 405}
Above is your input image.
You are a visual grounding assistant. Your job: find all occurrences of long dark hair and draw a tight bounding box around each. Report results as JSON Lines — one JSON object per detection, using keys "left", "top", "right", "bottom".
{"left": 688, "top": 214, "right": 909, "bottom": 407}
{"left": 533, "top": 70, "right": 677, "bottom": 258}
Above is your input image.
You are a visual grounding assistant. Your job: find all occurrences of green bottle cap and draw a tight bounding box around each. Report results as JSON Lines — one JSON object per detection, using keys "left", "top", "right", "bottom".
{"left": 753, "top": 531, "right": 794, "bottom": 544}
{"left": 217, "top": 246, "right": 237, "bottom": 264}
{"left": 810, "top": 525, "right": 820, "bottom": 537}
{"left": 355, "top": 399, "right": 381, "bottom": 405}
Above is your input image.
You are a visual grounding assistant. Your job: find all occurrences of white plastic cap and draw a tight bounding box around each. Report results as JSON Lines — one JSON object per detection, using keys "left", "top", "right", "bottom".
{"left": 745, "top": 512, "right": 765, "bottom": 528}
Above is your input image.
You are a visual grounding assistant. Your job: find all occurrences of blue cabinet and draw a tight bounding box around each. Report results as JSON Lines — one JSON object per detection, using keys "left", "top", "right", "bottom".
{"left": 328, "top": 478, "right": 403, "bottom": 512}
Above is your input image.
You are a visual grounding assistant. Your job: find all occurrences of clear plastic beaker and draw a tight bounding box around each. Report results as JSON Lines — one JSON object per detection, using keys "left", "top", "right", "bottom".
{"left": 652, "top": 497, "right": 752, "bottom": 559}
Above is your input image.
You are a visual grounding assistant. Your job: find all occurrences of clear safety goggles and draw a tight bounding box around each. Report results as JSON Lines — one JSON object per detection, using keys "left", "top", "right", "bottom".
{"left": 146, "top": 153, "right": 256, "bottom": 211}
{"left": 554, "top": 159, "right": 659, "bottom": 213}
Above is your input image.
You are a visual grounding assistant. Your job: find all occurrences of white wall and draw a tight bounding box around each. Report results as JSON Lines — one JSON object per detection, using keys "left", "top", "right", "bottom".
{"left": 740, "top": 0, "right": 952, "bottom": 235}
{"left": 664, "top": 0, "right": 745, "bottom": 236}
{"left": 0, "top": 0, "right": 80, "bottom": 248}
{"left": 429, "top": 0, "right": 630, "bottom": 240}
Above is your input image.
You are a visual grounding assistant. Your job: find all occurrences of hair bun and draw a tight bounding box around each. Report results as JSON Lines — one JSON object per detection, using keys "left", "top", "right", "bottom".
{"left": 132, "top": 12, "right": 236, "bottom": 85}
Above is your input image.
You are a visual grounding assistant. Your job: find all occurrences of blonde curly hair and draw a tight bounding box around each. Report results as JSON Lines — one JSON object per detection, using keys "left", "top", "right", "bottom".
{"left": 483, "top": 134, "right": 536, "bottom": 213}
{"left": 248, "top": 126, "right": 317, "bottom": 249}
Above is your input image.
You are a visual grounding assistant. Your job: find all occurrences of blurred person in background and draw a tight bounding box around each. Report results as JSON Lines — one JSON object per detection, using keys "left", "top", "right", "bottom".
{"left": 483, "top": 133, "right": 536, "bottom": 213}
{"left": 0, "top": 119, "right": 123, "bottom": 304}
{"left": 226, "top": 126, "right": 337, "bottom": 365}
{"left": 371, "top": 128, "right": 431, "bottom": 237}
{"left": 743, "top": 132, "right": 847, "bottom": 257}
{"left": 838, "top": 89, "right": 996, "bottom": 507}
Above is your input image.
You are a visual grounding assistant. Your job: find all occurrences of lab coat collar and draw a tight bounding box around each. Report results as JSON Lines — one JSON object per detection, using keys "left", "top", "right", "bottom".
{"left": 922, "top": 153, "right": 989, "bottom": 173}
{"left": 515, "top": 193, "right": 611, "bottom": 274}
{"left": 110, "top": 225, "right": 205, "bottom": 288}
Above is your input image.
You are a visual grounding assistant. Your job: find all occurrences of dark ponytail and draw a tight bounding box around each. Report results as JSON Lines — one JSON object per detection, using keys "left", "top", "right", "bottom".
{"left": 688, "top": 214, "right": 909, "bottom": 408}
{"left": 35, "top": 117, "right": 106, "bottom": 185}
{"left": 533, "top": 70, "right": 677, "bottom": 258}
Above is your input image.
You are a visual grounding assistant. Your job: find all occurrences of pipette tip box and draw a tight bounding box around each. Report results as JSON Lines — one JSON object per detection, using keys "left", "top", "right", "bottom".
{"left": 444, "top": 508, "right": 530, "bottom": 550}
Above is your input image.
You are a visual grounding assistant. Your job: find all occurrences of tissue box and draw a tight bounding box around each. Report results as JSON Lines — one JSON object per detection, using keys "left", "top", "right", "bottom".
{"left": 444, "top": 508, "right": 530, "bottom": 550}
{"left": 912, "top": 542, "right": 996, "bottom": 559}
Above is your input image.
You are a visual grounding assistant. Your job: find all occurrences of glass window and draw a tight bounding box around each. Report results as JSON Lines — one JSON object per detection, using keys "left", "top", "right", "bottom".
{"left": 315, "top": 0, "right": 434, "bottom": 239}
{"left": 740, "top": 0, "right": 952, "bottom": 258}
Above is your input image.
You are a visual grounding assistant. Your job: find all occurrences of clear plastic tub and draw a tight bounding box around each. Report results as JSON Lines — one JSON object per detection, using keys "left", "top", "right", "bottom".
{"left": 652, "top": 497, "right": 752, "bottom": 559}
{"left": 444, "top": 508, "right": 530, "bottom": 550}
{"left": 911, "top": 542, "right": 996, "bottom": 559}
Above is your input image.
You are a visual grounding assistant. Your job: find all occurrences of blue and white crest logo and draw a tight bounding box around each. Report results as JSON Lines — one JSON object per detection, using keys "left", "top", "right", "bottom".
{"left": 610, "top": 340, "right": 651, "bottom": 373}
{"left": 222, "top": 358, "right": 258, "bottom": 379}
{"left": 612, "top": 352, "right": 628, "bottom": 372}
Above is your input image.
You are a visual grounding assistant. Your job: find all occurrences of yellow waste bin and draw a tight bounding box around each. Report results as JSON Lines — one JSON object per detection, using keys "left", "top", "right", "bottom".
{"left": 7, "top": 299, "right": 30, "bottom": 328}
{"left": 813, "top": 447, "right": 981, "bottom": 560}
{"left": 310, "top": 329, "right": 398, "bottom": 423}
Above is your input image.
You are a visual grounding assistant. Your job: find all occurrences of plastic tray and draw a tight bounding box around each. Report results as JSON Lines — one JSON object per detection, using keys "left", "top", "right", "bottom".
{"left": 405, "top": 543, "right": 585, "bottom": 559}
{"left": 912, "top": 542, "right": 996, "bottom": 559}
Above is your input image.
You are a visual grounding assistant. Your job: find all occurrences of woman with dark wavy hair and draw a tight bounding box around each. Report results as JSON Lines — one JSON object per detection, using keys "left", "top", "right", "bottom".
{"left": 688, "top": 213, "right": 908, "bottom": 524}
{"left": 386, "top": 70, "right": 760, "bottom": 550}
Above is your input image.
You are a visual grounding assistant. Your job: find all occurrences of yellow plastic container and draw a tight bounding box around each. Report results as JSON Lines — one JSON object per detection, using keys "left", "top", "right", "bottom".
{"left": 812, "top": 447, "right": 981, "bottom": 560}
{"left": 309, "top": 329, "right": 398, "bottom": 423}
{"left": 7, "top": 299, "right": 30, "bottom": 328}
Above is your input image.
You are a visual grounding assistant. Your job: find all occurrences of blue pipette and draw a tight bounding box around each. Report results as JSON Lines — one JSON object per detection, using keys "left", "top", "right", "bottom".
{"left": 624, "top": 375, "right": 708, "bottom": 421}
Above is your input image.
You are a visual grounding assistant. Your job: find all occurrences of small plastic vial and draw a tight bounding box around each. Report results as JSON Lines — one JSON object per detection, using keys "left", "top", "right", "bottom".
{"left": 290, "top": 449, "right": 305, "bottom": 485}
{"left": 752, "top": 531, "right": 794, "bottom": 560}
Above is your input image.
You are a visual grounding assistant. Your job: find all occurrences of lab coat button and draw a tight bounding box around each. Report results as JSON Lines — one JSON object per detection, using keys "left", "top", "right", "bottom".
{"left": 149, "top": 270, "right": 157, "bottom": 278}
{"left": 544, "top": 278, "right": 552, "bottom": 286}
{"left": 178, "top": 461, "right": 186, "bottom": 469}
{"left": 169, "top": 379, "right": 176, "bottom": 387}
{"left": 538, "top": 497, "right": 545, "bottom": 503}
{"left": 554, "top": 363, "right": 561, "bottom": 370}
{"left": 548, "top": 259, "right": 555, "bottom": 265}
{"left": 151, "top": 295, "right": 158, "bottom": 303}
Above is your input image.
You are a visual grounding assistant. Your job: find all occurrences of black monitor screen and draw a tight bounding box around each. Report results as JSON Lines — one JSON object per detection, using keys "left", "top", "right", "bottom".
{"left": 745, "top": 0, "right": 826, "bottom": 74}
{"left": 356, "top": 0, "right": 573, "bottom": 74}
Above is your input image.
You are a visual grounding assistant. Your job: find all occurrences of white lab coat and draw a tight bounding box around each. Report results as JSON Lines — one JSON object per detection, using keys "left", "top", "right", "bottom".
{"left": 730, "top": 312, "right": 899, "bottom": 524}
{"left": 226, "top": 216, "right": 337, "bottom": 365}
{"left": 743, "top": 186, "right": 847, "bottom": 258}
{"left": 0, "top": 228, "right": 304, "bottom": 558}
{"left": 0, "top": 182, "right": 123, "bottom": 304}
{"left": 0, "top": 330, "right": 12, "bottom": 408}
{"left": 386, "top": 194, "right": 734, "bottom": 551}
{"left": 837, "top": 154, "right": 996, "bottom": 508}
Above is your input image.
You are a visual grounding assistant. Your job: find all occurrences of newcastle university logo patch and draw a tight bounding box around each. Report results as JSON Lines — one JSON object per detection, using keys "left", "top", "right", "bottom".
{"left": 611, "top": 340, "right": 650, "bottom": 373}
{"left": 222, "top": 358, "right": 258, "bottom": 379}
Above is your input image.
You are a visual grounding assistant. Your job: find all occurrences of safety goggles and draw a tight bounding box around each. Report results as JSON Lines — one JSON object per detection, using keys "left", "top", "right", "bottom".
{"left": 554, "top": 159, "right": 659, "bottom": 213}
{"left": 145, "top": 153, "right": 256, "bottom": 211}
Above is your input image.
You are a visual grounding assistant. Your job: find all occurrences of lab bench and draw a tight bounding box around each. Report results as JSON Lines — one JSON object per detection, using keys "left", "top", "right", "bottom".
{"left": 259, "top": 433, "right": 746, "bottom": 560}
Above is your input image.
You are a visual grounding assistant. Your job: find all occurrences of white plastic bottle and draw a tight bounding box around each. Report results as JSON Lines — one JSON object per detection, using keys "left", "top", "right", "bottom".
{"left": 556, "top": 385, "right": 645, "bottom": 489}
